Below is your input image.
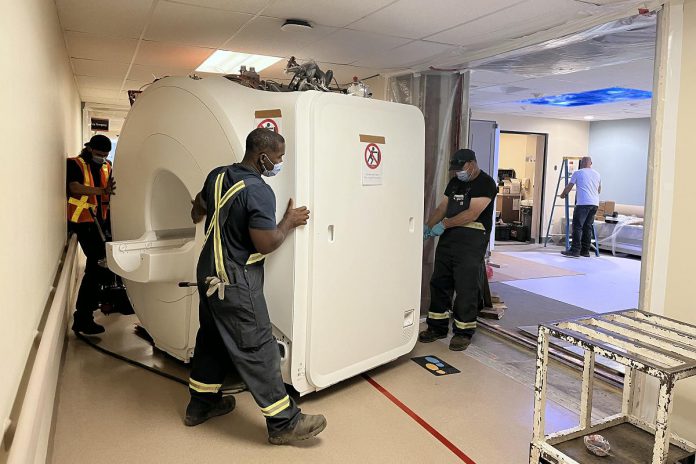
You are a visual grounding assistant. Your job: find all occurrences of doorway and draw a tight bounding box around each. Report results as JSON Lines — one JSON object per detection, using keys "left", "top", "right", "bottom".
{"left": 495, "top": 131, "right": 548, "bottom": 245}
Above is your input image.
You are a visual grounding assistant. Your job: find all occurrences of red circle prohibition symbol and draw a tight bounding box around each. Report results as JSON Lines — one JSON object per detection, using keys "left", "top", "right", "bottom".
{"left": 258, "top": 118, "right": 279, "bottom": 133}
{"left": 364, "top": 143, "right": 382, "bottom": 170}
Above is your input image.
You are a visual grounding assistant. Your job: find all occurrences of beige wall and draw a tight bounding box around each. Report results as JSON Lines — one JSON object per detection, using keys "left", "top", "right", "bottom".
{"left": 658, "top": 0, "right": 696, "bottom": 441}
{"left": 499, "top": 133, "right": 529, "bottom": 179}
{"left": 472, "top": 112, "right": 590, "bottom": 234}
{"left": 0, "top": 0, "right": 81, "bottom": 434}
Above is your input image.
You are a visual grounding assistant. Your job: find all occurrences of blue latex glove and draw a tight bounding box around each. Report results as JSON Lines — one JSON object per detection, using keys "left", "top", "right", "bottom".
{"left": 431, "top": 221, "right": 446, "bottom": 237}
{"left": 423, "top": 224, "right": 432, "bottom": 240}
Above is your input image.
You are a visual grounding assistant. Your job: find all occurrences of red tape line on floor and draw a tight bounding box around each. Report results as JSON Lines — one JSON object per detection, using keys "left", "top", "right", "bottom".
{"left": 362, "top": 373, "right": 477, "bottom": 464}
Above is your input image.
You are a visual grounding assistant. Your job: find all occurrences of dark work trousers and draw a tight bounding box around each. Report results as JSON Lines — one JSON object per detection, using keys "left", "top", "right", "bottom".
{"left": 427, "top": 227, "right": 490, "bottom": 337}
{"left": 570, "top": 205, "right": 598, "bottom": 254}
{"left": 70, "top": 222, "right": 109, "bottom": 323}
{"left": 189, "top": 258, "right": 300, "bottom": 434}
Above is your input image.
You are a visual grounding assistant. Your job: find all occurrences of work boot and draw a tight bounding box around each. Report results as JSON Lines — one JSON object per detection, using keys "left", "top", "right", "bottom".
{"left": 449, "top": 334, "right": 472, "bottom": 351}
{"left": 184, "top": 396, "right": 236, "bottom": 427}
{"left": 561, "top": 250, "right": 580, "bottom": 258}
{"left": 580, "top": 251, "right": 591, "bottom": 257}
{"left": 268, "top": 413, "right": 327, "bottom": 445}
{"left": 72, "top": 317, "right": 105, "bottom": 335}
{"left": 418, "top": 328, "right": 448, "bottom": 343}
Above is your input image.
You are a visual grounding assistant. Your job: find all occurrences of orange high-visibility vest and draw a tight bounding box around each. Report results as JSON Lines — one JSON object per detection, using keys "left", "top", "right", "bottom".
{"left": 67, "top": 157, "right": 111, "bottom": 223}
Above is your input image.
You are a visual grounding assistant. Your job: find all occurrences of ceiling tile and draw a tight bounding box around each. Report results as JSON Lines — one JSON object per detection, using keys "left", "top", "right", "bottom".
{"left": 350, "top": 0, "right": 523, "bottom": 40}
{"left": 428, "top": 0, "right": 584, "bottom": 46}
{"left": 354, "top": 40, "right": 455, "bottom": 69}
{"left": 76, "top": 75, "right": 123, "bottom": 90}
{"left": 79, "top": 87, "right": 121, "bottom": 100}
{"left": 146, "top": 1, "right": 253, "bottom": 48}
{"left": 163, "top": 0, "right": 271, "bottom": 14}
{"left": 223, "top": 16, "right": 337, "bottom": 57}
{"left": 65, "top": 32, "right": 138, "bottom": 64}
{"left": 262, "top": 0, "right": 397, "bottom": 27}
{"left": 299, "top": 28, "right": 409, "bottom": 65}
{"left": 72, "top": 58, "right": 130, "bottom": 78}
{"left": 134, "top": 41, "right": 214, "bottom": 68}
{"left": 57, "top": 0, "right": 154, "bottom": 39}
{"left": 127, "top": 64, "right": 195, "bottom": 82}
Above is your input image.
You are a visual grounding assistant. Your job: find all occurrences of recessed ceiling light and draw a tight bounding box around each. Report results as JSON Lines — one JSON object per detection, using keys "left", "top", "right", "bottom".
{"left": 281, "top": 19, "right": 313, "bottom": 32}
{"left": 584, "top": 115, "right": 595, "bottom": 120}
{"left": 196, "top": 50, "right": 282, "bottom": 74}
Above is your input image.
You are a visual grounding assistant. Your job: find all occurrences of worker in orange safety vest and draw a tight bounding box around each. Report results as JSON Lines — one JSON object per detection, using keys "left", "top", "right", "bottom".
{"left": 66, "top": 134, "right": 117, "bottom": 334}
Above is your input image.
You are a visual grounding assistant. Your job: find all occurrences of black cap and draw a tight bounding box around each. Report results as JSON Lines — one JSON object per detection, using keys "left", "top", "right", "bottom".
{"left": 85, "top": 134, "right": 112, "bottom": 152}
{"left": 449, "top": 148, "right": 476, "bottom": 170}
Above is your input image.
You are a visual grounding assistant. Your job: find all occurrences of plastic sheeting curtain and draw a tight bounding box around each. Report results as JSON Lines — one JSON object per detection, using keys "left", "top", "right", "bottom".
{"left": 388, "top": 72, "right": 466, "bottom": 314}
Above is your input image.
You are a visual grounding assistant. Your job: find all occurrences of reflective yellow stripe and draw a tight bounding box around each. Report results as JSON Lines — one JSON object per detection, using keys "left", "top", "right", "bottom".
{"left": 428, "top": 311, "right": 450, "bottom": 320}
{"left": 463, "top": 222, "right": 485, "bottom": 231}
{"left": 188, "top": 378, "right": 222, "bottom": 393}
{"left": 68, "top": 196, "right": 96, "bottom": 222}
{"left": 203, "top": 180, "right": 246, "bottom": 245}
{"left": 454, "top": 320, "right": 477, "bottom": 330}
{"left": 213, "top": 173, "right": 229, "bottom": 284}
{"left": 261, "top": 395, "right": 291, "bottom": 417}
{"left": 246, "top": 253, "right": 265, "bottom": 265}
{"left": 75, "top": 157, "right": 94, "bottom": 187}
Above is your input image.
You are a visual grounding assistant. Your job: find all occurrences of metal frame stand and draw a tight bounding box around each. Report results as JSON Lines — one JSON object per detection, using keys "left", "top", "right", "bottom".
{"left": 544, "top": 157, "right": 600, "bottom": 256}
{"left": 531, "top": 310, "right": 696, "bottom": 464}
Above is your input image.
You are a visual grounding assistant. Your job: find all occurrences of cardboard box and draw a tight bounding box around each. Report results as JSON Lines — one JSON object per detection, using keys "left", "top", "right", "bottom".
{"left": 602, "top": 201, "right": 615, "bottom": 216}
{"left": 496, "top": 194, "right": 521, "bottom": 223}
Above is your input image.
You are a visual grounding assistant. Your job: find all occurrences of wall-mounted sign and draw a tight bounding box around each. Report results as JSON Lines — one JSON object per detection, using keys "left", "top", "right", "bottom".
{"left": 91, "top": 118, "right": 109, "bottom": 131}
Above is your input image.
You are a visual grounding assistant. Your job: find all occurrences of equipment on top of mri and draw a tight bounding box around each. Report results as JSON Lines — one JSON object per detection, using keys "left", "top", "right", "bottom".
{"left": 105, "top": 76, "right": 425, "bottom": 395}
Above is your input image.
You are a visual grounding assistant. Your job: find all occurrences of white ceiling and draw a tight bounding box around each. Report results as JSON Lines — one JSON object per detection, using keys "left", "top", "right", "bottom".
{"left": 57, "top": 0, "right": 653, "bottom": 120}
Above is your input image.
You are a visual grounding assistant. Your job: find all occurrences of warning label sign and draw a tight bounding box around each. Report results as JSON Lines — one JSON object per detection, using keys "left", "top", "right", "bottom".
{"left": 364, "top": 143, "right": 381, "bottom": 169}
{"left": 254, "top": 109, "right": 282, "bottom": 135}
{"left": 360, "top": 134, "right": 385, "bottom": 186}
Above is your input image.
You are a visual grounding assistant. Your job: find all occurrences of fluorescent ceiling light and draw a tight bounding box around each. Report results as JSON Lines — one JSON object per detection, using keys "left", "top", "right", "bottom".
{"left": 520, "top": 87, "right": 652, "bottom": 107}
{"left": 196, "top": 50, "right": 281, "bottom": 74}
{"left": 584, "top": 115, "right": 595, "bottom": 120}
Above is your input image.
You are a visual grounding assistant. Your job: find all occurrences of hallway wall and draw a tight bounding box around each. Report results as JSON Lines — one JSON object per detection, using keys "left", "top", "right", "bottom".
{"left": 0, "top": 0, "right": 81, "bottom": 436}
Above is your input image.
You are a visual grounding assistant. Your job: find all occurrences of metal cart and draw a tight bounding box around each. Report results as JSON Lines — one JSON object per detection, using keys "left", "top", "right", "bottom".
{"left": 530, "top": 310, "right": 696, "bottom": 464}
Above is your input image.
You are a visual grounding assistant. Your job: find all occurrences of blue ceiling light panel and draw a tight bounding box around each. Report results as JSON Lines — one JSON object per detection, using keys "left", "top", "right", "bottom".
{"left": 521, "top": 87, "right": 652, "bottom": 107}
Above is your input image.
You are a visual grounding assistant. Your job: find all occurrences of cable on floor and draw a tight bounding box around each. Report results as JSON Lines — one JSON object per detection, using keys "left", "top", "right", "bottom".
{"left": 75, "top": 332, "right": 247, "bottom": 395}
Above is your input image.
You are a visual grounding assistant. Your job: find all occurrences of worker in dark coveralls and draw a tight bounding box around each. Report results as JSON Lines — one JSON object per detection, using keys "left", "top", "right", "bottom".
{"left": 421, "top": 149, "right": 498, "bottom": 351}
{"left": 185, "top": 128, "right": 326, "bottom": 445}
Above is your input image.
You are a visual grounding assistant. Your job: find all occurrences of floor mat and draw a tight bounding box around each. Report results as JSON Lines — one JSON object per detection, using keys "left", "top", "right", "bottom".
{"left": 489, "top": 252, "right": 582, "bottom": 282}
{"left": 488, "top": 282, "right": 595, "bottom": 331}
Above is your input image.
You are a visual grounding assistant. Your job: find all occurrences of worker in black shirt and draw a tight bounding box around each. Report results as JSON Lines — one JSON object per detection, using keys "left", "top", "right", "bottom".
{"left": 420, "top": 149, "right": 498, "bottom": 351}
{"left": 185, "top": 128, "right": 327, "bottom": 445}
{"left": 66, "top": 134, "right": 117, "bottom": 335}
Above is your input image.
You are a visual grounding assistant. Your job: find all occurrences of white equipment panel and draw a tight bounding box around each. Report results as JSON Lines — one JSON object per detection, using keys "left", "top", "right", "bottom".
{"left": 106, "top": 77, "right": 424, "bottom": 395}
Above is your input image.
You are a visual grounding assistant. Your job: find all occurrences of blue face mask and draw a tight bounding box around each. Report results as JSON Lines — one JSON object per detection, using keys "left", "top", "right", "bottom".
{"left": 456, "top": 170, "right": 471, "bottom": 182}
{"left": 261, "top": 154, "right": 283, "bottom": 177}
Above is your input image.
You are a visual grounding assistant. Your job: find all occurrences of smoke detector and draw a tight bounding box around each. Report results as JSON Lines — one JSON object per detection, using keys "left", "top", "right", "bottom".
{"left": 281, "top": 19, "right": 313, "bottom": 32}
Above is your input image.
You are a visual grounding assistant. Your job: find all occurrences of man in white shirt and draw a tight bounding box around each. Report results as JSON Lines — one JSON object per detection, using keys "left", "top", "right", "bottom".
{"left": 559, "top": 156, "right": 601, "bottom": 258}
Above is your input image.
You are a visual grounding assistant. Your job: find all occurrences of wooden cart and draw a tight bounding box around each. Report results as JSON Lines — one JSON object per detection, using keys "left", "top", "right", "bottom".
{"left": 530, "top": 310, "right": 696, "bottom": 464}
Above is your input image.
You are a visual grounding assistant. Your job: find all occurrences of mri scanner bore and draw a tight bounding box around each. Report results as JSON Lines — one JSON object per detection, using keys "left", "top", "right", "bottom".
{"left": 105, "top": 76, "right": 426, "bottom": 397}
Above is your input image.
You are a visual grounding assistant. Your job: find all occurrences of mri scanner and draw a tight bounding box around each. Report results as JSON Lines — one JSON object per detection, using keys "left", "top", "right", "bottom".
{"left": 105, "top": 76, "right": 425, "bottom": 395}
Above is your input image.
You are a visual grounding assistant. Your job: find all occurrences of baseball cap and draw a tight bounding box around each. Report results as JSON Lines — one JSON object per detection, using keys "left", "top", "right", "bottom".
{"left": 85, "top": 134, "right": 112, "bottom": 152}
{"left": 449, "top": 148, "right": 476, "bottom": 170}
